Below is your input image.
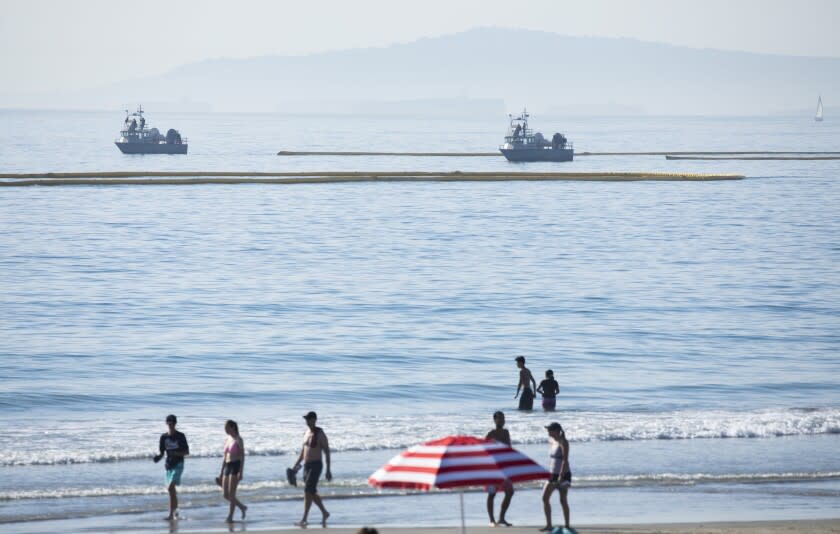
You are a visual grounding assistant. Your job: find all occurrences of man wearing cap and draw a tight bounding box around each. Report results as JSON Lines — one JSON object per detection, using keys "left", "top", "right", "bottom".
{"left": 153, "top": 414, "right": 190, "bottom": 521}
{"left": 541, "top": 422, "right": 572, "bottom": 532}
{"left": 292, "top": 411, "right": 332, "bottom": 526}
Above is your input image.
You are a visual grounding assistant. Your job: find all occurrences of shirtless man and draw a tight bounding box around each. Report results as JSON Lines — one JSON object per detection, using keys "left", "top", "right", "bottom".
{"left": 292, "top": 411, "right": 332, "bottom": 527}
{"left": 514, "top": 356, "right": 537, "bottom": 410}
{"left": 485, "top": 411, "right": 514, "bottom": 526}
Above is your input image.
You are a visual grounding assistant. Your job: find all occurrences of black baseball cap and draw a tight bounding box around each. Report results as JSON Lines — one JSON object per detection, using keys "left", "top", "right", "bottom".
{"left": 303, "top": 411, "right": 317, "bottom": 420}
{"left": 545, "top": 422, "right": 563, "bottom": 432}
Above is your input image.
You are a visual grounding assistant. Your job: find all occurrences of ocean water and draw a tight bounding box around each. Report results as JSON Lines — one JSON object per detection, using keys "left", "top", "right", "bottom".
{"left": 0, "top": 110, "right": 839, "bottom": 532}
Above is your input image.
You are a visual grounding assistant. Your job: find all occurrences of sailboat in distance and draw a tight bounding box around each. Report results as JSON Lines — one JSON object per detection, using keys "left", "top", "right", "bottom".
{"left": 815, "top": 96, "right": 824, "bottom": 122}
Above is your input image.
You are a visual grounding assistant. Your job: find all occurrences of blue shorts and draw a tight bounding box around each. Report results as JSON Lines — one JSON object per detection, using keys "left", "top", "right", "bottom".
{"left": 165, "top": 463, "right": 184, "bottom": 486}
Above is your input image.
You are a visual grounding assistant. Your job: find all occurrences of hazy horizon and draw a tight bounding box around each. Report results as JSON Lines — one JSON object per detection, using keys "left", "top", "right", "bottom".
{"left": 2, "top": 1, "right": 839, "bottom": 115}
{"left": 3, "top": 26, "right": 837, "bottom": 116}
{"left": 3, "top": 1, "right": 839, "bottom": 88}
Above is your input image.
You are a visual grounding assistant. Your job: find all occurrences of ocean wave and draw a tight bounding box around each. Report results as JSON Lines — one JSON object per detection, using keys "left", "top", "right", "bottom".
{"left": 580, "top": 471, "right": 840, "bottom": 486}
{"left": 2, "top": 407, "right": 838, "bottom": 467}
{"left": 3, "top": 471, "right": 838, "bottom": 502}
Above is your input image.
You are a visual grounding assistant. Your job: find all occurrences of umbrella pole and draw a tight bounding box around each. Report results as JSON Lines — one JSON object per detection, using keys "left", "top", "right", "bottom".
{"left": 460, "top": 491, "right": 466, "bottom": 534}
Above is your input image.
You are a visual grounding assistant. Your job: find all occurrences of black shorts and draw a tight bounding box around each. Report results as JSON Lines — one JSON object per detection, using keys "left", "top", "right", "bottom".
{"left": 224, "top": 460, "right": 242, "bottom": 476}
{"left": 303, "top": 460, "right": 322, "bottom": 494}
{"left": 519, "top": 388, "right": 534, "bottom": 410}
{"left": 548, "top": 471, "right": 572, "bottom": 488}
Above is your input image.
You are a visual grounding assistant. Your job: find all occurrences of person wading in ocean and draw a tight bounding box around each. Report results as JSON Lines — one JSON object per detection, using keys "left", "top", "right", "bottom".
{"left": 292, "top": 411, "right": 332, "bottom": 527}
{"left": 537, "top": 369, "right": 560, "bottom": 411}
{"left": 514, "top": 356, "right": 537, "bottom": 410}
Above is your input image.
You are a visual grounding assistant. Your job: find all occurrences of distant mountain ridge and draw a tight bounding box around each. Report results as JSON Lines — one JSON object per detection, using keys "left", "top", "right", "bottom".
{"left": 5, "top": 27, "right": 839, "bottom": 115}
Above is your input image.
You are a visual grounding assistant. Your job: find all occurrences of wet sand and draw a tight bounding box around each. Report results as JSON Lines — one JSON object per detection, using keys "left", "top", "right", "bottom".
{"left": 187, "top": 519, "right": 840, "bottom": 534}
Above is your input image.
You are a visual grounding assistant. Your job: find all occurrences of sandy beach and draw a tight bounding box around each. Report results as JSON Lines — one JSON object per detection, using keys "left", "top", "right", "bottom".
{"left": 187, "top": 520, "right": 840, "bottom": 534}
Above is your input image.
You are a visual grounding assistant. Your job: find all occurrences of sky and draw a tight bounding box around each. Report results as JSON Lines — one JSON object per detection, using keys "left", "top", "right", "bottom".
{"left": 1, "top": 0, "right": 839, "bottom": 94}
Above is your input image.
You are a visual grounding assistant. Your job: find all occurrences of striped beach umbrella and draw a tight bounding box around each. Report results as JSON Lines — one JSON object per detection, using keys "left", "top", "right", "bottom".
{"left": 368, "top": 435, "right": 549, "bottom": 531}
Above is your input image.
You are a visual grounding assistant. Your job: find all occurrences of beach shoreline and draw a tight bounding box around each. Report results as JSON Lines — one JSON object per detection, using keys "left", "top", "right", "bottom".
{"left": 182, "top": 519, "right": 840, "bottom": 534}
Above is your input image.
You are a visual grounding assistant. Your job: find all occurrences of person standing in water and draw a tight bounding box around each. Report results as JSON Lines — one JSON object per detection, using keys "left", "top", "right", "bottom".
{"left": 514, "top": 356, "right": 536, "bottom": 410}
{"left": 218, "top": 420, "right": 247, "bottom": 522}
{"left": 292, "top": 411, "right": 332, "bottom": 527}
{"left": 540, "top": 422, "right": 572, "bottom": 532}
{"left": 537, "top": 370, "right": 560, "bottom": 411}
{"left": 485, "top": 411, "right": 514, "bottom": 527}
{"left": 153, "top": 414, "right": 189, "bottom": 521}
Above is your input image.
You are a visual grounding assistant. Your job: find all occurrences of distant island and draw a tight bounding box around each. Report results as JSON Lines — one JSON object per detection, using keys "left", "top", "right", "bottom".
{"left": 3, "top": 27, "right": 837, "bottom": 115}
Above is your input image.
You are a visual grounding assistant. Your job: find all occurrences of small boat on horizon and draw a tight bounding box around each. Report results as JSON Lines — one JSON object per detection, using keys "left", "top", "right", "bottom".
{"left": 815, "top": 96, "right": 824, "bottom": 122}
{"left": 115, "top": 106, "right": 188, "bottom": 154}
{"left": 499, "top": 109, "right": 574, "bottom": 162}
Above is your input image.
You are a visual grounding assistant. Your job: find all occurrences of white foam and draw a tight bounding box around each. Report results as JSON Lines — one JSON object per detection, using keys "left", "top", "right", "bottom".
{"left": 2, "top": 407, "right": 838, "bottom": 467}
{"left": 3, "top": 471, "right": 838, "bottom": 501}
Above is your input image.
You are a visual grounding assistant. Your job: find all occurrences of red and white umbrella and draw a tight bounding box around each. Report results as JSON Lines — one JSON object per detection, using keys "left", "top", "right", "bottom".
{"left": 369, "top": 435, "right": 549, "bottom": 531}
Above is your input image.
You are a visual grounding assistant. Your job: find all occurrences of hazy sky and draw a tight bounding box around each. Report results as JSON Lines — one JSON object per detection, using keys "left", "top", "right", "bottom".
{"left": 2, "top": 0, "right": 839, "bottom": 93}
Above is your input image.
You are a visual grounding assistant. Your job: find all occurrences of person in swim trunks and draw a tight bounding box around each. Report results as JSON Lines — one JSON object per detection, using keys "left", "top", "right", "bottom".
{"left": 153, "top": 414, "right": 189, "bottom": 521}
{"left": 218, "top": 419, "right": 247, "bottom": 522}
{"left": 292, "top": 411, "right": 332, "bottom": 527}
{"left": 485, "top": 411, "right": 514, "bottom": 527}
{"left": 540, "top": 422, "right": 572, "bottom": 532}
{"left": 514, "top": 356, "right": 536, "bottom": 410}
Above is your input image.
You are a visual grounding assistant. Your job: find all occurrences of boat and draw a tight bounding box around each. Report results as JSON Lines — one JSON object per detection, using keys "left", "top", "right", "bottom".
{"left": 115, "top": 106, "right": 188, "bottom": 154}
{"left": 499, "top": 109, "right": 573, "bottom": 162}
{"left": 815, "top": 96, "right": 824, "bottom": 122}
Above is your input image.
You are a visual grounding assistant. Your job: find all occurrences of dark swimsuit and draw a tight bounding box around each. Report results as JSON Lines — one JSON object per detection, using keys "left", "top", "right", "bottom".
{"left": 539, "top": 379, "right": 559, "bottom": 410}
{"left": 519, "top": 387, "right": 535, "bottom": 410}
{"left": 224, "top": 460, "right": 242, "bottom": 476}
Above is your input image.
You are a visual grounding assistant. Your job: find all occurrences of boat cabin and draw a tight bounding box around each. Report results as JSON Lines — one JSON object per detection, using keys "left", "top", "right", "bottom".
{"left": 502, "top": 109, "right": 571, "bottom": 151}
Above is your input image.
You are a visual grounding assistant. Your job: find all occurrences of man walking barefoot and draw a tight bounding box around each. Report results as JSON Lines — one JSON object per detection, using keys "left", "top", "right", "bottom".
{"left": 153, "top": 414, "right": 190, "bottom": 521}
{"left": 485, "top": 411, "right": 514, "bottom": 526}
{"left": 292, "top": 411, "right": 332, "bottom": 527}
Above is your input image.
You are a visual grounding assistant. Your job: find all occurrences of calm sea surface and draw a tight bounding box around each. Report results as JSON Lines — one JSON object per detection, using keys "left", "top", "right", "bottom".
{"left": 0, "top": 111, "right": 838, "bottom": 531}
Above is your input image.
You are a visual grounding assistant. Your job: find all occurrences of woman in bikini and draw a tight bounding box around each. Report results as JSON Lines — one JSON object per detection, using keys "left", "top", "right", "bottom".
{"left": 540, "top": 422, "right": 572, "bottom": 532}
{"left": 218, "top": 420, "right": 247, "bottom": 522}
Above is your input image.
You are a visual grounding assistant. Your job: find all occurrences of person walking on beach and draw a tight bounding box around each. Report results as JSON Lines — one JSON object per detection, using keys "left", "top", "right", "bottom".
{"left": 217, "top": 420, "right": 247, "bottom": 522}
{"left": 514, "top": 356, "right": 536, "bottom": 410}
{"left": 537, "top": 370, "right": 560, "bottom": 411}
{"left": 153, "top": 414, "right": 190, "bottom": 521}
{"left": 485, "top": 411, "right": 514, "bottom": 527}
{"left": 292, "top": 411, "right": 332, "bottom": 527}
{"left": 540, "top": 422, "right": 572, "bottom": 532}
